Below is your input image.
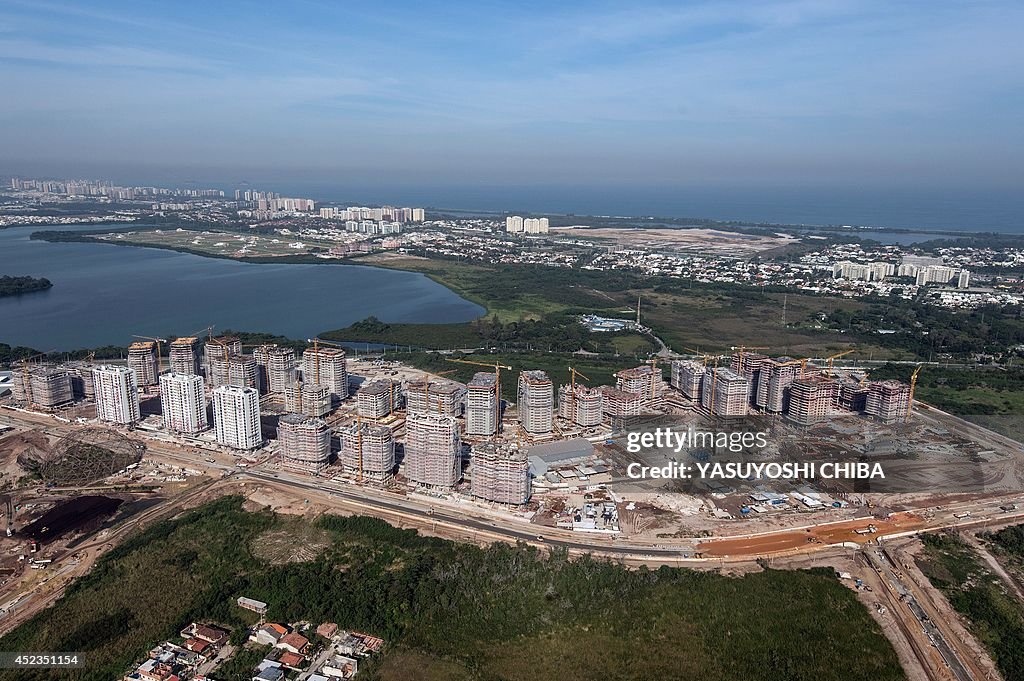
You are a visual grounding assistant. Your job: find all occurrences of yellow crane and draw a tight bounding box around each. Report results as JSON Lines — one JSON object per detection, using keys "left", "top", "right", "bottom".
{"left": 566, "top": 366, "right": 591, "bottom": 421}
{"left": 446, "top": 358, "right": 512, "bottom": 434}
{"left": 418, "top": 369, "right": 458, "bottom": 415}
{"left": 729, "top": 345, "right": 769, "bottom": 368}
{"left": 823, "top": 349, "right": 855, "bottom": 372}
{"left": 685, "top": 347, "right": 727, "bottom": 413}
{"left": 906, "top": 364, "right": 924, "bottom": 423}
{"left": 132, "top": 335, "right": 166, "bottom": 378}
{"left": 16, "top": 351, "right": 50, "bottom": 408}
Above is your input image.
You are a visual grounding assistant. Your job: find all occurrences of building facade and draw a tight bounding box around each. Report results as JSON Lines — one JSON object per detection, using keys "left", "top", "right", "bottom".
{"left": 212, "top": 385, "right": 262, "bottom": 449}
{"left": 160, "top": 372, "right": 208, "bottom": 434}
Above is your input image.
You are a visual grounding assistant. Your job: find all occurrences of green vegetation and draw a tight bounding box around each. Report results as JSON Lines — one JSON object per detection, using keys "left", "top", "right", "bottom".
{"left": 392, "top": 350, "right": 653, "bottom": 401}
{"left": 324, "top": 313, "right": 656, "bottom": 355}
{"left": 341, "top": 255, "right": 871, "bottom": 357}
{"left": 870, "top": 363, "right": 1024, "bottom": 439}
{"left": 0, "top": 497, "right": 903, "bottom": 681}
{"left": 0, "top": 275, "right": 51, "bottom": 297}
{"left": 825, "top": 297, "right": 1024, "bottom": 358}
{"left": 917, "top": 532, "right": 1024, "bottom": 680}
{"left": 871, "top": 364, "right": 1024, "bottom": 416}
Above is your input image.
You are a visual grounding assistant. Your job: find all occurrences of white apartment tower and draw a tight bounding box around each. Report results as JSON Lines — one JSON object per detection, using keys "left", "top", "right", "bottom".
{"left": 466, "top": 372, "right": 500, "bottom": 436}
{"left": 93, "top": 365, "right": 140, "bottom": 425}
{"left": 505, "top": 215, "right": 524, "bottom": 233}
{"left": 212, "top": 385, "right": 262, "bottom": 450}
{"left": 302, "top": 347, "right": 349, "bottom": 401}
{"left": 159, "top": 372, "right": 208, "bottom": 434}
{"left": 404, "top": 411, "right": 461, "bottom": 488}
{"left": 518, "top": 370, "right": 553, "bottom": 435}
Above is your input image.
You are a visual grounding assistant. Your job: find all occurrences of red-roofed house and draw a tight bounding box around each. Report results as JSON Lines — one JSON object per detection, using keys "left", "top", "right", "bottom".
{"left": 277, "top": 632, "right": 309, "bottom": 655}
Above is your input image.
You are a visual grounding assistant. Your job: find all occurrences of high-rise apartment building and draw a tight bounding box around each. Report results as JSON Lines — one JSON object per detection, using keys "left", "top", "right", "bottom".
{"left": 786, "top": 377, "right": 838, "bottom": 426}
{"left": 518, "top": 370, "right": 553, "bottom": 435}
{"left": 127, "top": 341, "right": 159, "bottom": 386}
{"left": 339, "top": 422, "right": 396, "bottom": 481}
{"left": 284, "top": 381, "right": 331, "bottom": 417}
{"left": 557, "top": 384, "right": 603, "bottom": 427}
{"left": 466, "top": 372, "right": 500, "bottom": 436}
{"left": 212, "top": 385, "right": 262, "bottom": 450}
{"left": 699, "top": 368, "right": 750, "bottom": 417}
{"left": 93, "top": 365, "right": 140, "bottom": 424}
{"left": 404, "top": 412, "right": 461, "bottom": 488}
{"left": 670, "top": 360, "right": 704, "bottom": 401}
{"left": 357, "top": 380, "right": 400, "bottom": 419}
{"left": 615, "top": 365, "right": 664, "bottom": 410}
{"left": 864, "top": 380, "right": 911, "bottom": 424}
{"left": 159, "top": 372, "right": 208, "bottom": 434}
{"left": 405, "top": 378, "right": 465, "bottom": 416}
{"left": 277, "top": 413, "right": 331, "bottom": 474}
{"left": 470, "top": 443, "right": 531, "bottom": 505}
{"left": 169, "top": 337, "right": 202, "bottom": 375}
{"left": 755, "top": 358, "right": 802, "bottom": 413}
{"left": 505, "top": 215, "right": 524, "bottom": 233}
{"left": 302, "top": 347, "right": 348, "bottom": 402}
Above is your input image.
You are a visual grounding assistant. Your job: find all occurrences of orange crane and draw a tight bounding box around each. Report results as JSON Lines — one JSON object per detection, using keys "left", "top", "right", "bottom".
{"left": 446, "top": 358, "right": 512, "bottom": 434}
{"left": 132, "top": 335, "right": 166, "bottom": 379}
{"left": 906, "top": 364, "right": 924, "bottom": 423}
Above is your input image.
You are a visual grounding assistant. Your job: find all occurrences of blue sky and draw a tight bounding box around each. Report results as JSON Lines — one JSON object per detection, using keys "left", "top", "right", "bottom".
{"left": 1, "top": 0, "right": 1022, "bottom": 189}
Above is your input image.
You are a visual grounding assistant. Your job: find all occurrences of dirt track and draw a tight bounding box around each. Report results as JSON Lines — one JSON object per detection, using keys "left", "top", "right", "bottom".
{"left": 697, "top": 512, "right": 925, "bottom": 557}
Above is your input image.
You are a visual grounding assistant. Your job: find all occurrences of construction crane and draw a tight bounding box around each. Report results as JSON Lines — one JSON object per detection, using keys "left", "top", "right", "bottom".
{"left": 566, "top": 366, "right": 591, "bottom": 422}
{"left": 132, "top": 333, "right": 165, "bottom": 372}
{"left": 16, "top": 351, "right": 50, "bottom": 408}
{"left": 777, "top": 356, "right": 809, "bottom": 379}
{"left": 729, "top": 346, "right": 769, "bottom": 369}
{"left": 417, "top": 369, "right": 458, "bottom": 415}
{"left": 685, "top": 347, "right": 726, "bottom": 413}
{"left": 446, "top": 358, "right": 512, "bottom": 434}
{"left": 823, "top": 349, "right": 855, "bottom": 372}
{"left": 906, "top": 364, "right": 924, "bottom": 423}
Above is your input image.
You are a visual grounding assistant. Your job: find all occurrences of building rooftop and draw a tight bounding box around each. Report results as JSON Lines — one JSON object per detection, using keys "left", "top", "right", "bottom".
{"left": 468, "top": 372, "right": 497, "bottom": 388}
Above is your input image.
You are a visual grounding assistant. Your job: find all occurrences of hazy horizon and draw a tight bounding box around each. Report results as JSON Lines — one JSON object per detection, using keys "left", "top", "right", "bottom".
{"left": 2, "top": 1, "right": 1023, "bottom": 192}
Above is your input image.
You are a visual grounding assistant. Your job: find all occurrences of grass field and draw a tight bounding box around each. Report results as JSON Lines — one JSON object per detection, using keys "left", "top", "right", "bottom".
{"left": 0, "top": 497, "right": 904, "bottom": 681}
{"left": 348, "top": 254, "right": 888, "bottom": 358}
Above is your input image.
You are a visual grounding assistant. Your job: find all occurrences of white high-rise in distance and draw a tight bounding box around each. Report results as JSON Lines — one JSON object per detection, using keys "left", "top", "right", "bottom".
{"left": 160, "top": 372, "right": 208, "bottom": 434}
{"left": 212, "top": 385, "right": 262, "bottom": 449}
{"left": 93, "top": 365, "right": 140, "bottom": 424}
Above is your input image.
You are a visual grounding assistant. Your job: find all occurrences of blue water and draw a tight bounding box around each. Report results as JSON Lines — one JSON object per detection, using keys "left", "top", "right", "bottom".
{"left": 0, "top": 224, "right": 484, "bottom": 351}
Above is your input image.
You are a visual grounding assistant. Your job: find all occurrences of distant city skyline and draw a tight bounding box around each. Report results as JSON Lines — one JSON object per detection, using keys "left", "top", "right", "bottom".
{"left": 1, "top": 1, "right": 1022, "bottom": 191}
